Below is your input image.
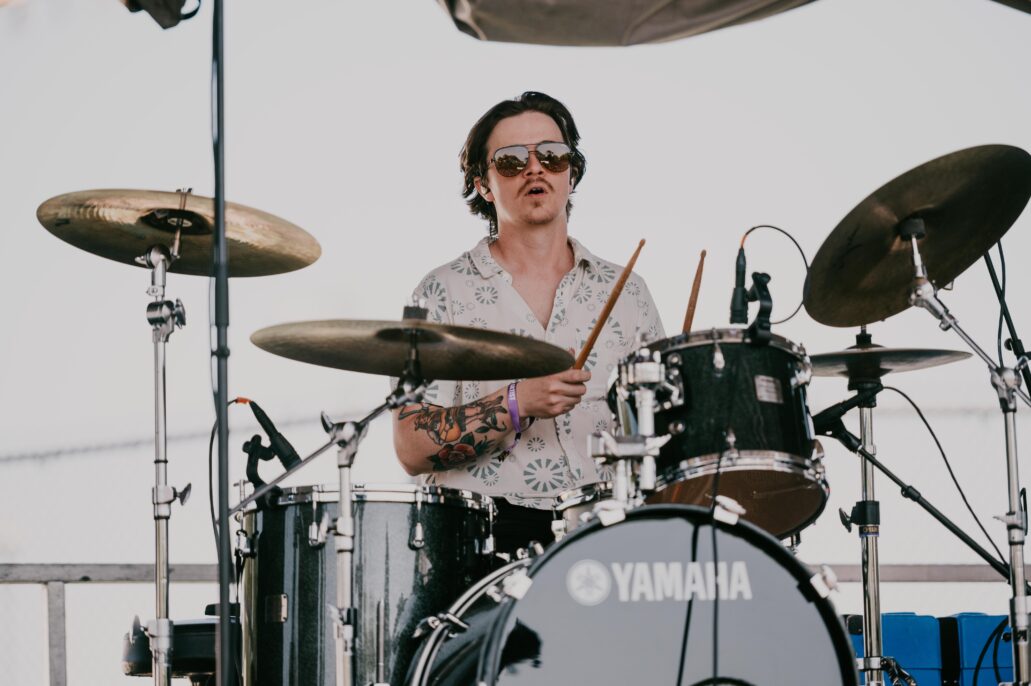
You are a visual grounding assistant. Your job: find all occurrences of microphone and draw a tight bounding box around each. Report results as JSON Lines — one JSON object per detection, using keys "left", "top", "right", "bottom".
{"left": 248, "top": 401, "right": 302, "bottom": 469}
{"left": 729, "top": 246, "right": 748, "bottom": 324}
{"left": 810, "top": 384, "right": 882, "bottom": 435}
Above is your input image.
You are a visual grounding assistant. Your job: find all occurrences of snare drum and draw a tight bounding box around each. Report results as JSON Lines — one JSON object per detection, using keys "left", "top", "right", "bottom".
{"left": 615, "top": 328, "right": 828, "bottom": 538}
{"left": 238, "top": 483, "right": 494, "bottom": 686}
{"left": 407, "top": 504, "right": 858, "bottom": 685}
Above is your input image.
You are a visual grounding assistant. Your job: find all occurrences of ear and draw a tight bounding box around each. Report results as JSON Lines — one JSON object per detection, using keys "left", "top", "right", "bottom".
{"left": 474, "top": 177, "right": 493, "bottom": 202}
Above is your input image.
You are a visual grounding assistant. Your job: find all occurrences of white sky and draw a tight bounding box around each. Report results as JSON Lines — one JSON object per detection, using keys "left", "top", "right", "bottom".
{"left": 2, "top": 0, "right": 1031, "bottom": 683}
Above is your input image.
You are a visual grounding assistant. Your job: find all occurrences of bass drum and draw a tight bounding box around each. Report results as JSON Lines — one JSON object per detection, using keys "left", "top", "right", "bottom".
{"left": 408, "top": 505, "right": 858, "bottom": 686}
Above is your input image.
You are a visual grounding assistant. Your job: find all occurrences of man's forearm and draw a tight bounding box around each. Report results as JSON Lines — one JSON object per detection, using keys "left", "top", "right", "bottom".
{"left": 393, "top": 388, "right": 514, "bottom": 475}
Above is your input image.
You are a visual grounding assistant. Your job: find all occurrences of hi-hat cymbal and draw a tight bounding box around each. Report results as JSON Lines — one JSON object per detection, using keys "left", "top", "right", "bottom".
{"left": 251, "top": 319, "right": 575, "bottom": 381}
{"left": 37, "top": 189, "right": 321, "bottom": 277}
{"left": 811, "top": 343, "right": 970, "bottom": 382}
{"left": 804, "top": 145, "right": 1031, "bottom": 327}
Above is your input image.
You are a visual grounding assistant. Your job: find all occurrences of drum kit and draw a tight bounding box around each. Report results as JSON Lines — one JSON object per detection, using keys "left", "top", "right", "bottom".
{"left": 32, "top": 142, "right": 1031, "bottom": 685}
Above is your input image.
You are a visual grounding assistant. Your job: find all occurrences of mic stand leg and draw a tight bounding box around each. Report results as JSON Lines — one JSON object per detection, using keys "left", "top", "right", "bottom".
{"left": 824, "top": 420, "right": 1022, "bottom": 586}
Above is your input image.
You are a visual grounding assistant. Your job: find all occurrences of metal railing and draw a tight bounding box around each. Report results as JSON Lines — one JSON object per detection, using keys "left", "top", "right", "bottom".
{"left": 0, "top": 562, "right": 1007, "bottom": 686}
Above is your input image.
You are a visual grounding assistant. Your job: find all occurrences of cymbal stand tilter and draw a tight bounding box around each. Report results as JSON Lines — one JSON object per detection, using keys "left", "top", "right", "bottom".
{"left": 135, "top": 198, "right": 191, "bottom": 686}
{"left": 903, "top": 216, "right": 1031, "bottom": 684}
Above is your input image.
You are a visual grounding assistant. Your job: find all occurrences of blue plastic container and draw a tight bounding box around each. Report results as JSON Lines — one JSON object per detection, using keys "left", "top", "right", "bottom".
{"left": 938, "top": 613, "right": 1012, "bottom": 685}
{"left": 847, "top": 612, "right": 942, "bottom": 685}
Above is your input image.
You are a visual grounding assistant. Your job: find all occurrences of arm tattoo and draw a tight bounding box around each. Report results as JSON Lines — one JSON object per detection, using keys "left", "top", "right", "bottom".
{"left": 398, "top": 395, "right": 509, "bottom": 471}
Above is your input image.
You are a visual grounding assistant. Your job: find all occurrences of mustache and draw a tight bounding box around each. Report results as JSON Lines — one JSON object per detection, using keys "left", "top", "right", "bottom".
{"left": 520, "top": 179, "right": 554, "bottom": 194}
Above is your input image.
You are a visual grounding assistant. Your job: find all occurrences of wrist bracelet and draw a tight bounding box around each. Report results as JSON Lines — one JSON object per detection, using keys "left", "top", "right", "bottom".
{"left": 505, "top": 382, "right": 522, "bottom": 450}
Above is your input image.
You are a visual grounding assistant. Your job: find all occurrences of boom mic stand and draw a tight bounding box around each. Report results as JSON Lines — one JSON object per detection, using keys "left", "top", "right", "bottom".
{"left": 899, "top": 217, "right": 1031, "bottom": 684}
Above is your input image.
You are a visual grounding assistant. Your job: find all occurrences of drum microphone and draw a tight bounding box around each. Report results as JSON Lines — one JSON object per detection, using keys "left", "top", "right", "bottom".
{"left": 248, "top": 401, "right": 302, "bottom": 469}
{"left": 811, "top": 384, "right": 883, "bottom": 435}
{"left": 729, "top": 246, "right": 748, "bottom": 324}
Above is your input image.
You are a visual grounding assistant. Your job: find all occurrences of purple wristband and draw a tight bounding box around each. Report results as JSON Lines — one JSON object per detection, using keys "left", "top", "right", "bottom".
{"left": 506, "top": 382, "right": 522, "bottom": 449}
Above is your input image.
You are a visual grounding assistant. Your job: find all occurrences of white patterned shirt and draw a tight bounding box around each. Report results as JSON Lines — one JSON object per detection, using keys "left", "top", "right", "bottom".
{"left": 404, "top": 236, "right": 665, "bottom": 508}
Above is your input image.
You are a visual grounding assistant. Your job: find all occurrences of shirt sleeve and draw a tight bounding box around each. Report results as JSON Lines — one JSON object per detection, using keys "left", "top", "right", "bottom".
{"left": 393, "top": 272, "right": 461, "bottom": 407}
{"left": 633, "top": 273, "right": 666, "bottom": 344}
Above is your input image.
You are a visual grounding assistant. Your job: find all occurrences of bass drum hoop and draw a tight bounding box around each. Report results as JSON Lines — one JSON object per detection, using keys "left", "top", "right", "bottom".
{"left": 267, "top": 482, "right": 494, "bottom": 511}
{"left": 478, "top": 504, "right": 857, "bottom": 686}
{"left": 407, "top": 558, "right": 532, "bottom": 686}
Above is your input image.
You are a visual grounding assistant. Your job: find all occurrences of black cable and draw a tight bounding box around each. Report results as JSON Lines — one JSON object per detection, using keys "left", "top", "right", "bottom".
{"left": 972, "top": 618, "right": 1008, "bottom": 686}
{"left": 882, "top": 386, "right": 1005, "bottom": 564}
{"left": 993, "top": 623, "right": 1005, "bottom": 686}
{"left": 209, "top": 398, "right": 243, "bottom": 562}
{"left": 740, "top": 224, "right": 809, "bottom": 325}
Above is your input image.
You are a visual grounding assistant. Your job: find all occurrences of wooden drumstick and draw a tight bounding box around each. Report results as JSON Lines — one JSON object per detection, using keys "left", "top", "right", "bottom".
{"left": 682, "top": 249, "right": 707, "bottom": 333}
{"left": 574, "top": 239, "right": 645, "bottom": 369}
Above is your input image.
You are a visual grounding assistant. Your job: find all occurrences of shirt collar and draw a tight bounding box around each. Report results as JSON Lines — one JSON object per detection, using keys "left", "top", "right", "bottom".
{"left": 468, "top": 235, "right": 602, "bottom": 278}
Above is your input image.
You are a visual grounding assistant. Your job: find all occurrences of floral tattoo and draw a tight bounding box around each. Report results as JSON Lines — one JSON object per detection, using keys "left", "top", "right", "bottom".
{"left": 399, "top": 396, "right": 509, "bottom": 471}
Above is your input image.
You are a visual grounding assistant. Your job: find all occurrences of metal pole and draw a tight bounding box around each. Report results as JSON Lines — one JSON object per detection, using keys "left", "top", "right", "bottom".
{"left": 858, "top": 405, "right": 884, "bottom": 686}
{"left": 335, "top": 444, "right": 356, "bottom": 686}
{"left": 146, "top": 249, "right": 175, "bottom": 686}
{"left": 1002, "top": 405, "right": 1030, "bottom": 683}
{"left": 211, "top": 1, "right": 234, "bottom": 684}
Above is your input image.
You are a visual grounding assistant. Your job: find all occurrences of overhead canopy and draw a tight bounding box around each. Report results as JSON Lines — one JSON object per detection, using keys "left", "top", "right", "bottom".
{"left": 435, "top": 0, "right": 818, "bottom": 47}
{"left": 990, "top": 0, "right": 1031, "bottom": 12}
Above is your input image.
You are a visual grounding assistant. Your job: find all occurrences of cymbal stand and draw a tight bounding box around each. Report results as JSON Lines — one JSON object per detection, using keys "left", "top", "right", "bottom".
{"left": 835, "top": 340, "right": 887, "bottom": 686}
{"left": 136, "top": 239, "right": 188, "bottom": 686}
{"left": 902, "top": 217, "right": 1031, "bottom": 684}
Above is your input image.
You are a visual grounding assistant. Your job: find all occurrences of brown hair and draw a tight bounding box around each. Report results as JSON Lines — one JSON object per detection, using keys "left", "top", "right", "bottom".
{"left": 459, "top": 91, "right": 587, "bottom": 238}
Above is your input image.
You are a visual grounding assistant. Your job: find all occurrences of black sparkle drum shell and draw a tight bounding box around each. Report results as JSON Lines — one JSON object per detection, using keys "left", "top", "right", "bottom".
{"left": 411, "top": 505, "right": 858, "bottom": 686}
{"left": 629, "top": 329, "right": 828, "bottom": 537}
{"left": 239, "top": 484, "right": 493, "bottom": 686}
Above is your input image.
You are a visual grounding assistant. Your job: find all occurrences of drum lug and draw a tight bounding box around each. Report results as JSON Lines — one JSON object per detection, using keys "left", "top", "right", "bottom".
{"left": 712, "top": 495, "right": 746, "bottom": 526}
{"left": 593, "top": 500, "right": 627, "bottom": 527}
{"left": 551, "top": 518, "right": 568, "bottom": 542}
{"left": 712, "top": 339, "right": 726, "bottom": 373}
{"left": 409, "top": 521, "right": 426, "bottom": 549}
{"left": 412, "top": 614, "right": 442, "bottom": 639}
{"left": 308, "top": 510, "right": 330, "bottom": 548}
{"left": 791, "top": 358, "right": 813, "bottom": 389}
{"left": 808, "top": 565, "right": 839, "bottom": 598}
{"left": 236, "top": 529, "right": 256, "bottom": 558}
{"left": 501, "top": 569, "right": 533, "bottom": 600}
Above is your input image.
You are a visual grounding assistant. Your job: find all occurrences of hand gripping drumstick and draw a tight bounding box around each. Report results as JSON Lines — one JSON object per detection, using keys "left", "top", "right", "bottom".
{"left": 682, "top": 249, "right": 707, "bottom": 333}
{"left": 574, "top": 239, "right": 645, "bottom": 369}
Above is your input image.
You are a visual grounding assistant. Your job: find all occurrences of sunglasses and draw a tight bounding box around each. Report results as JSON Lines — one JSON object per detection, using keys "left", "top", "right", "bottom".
{"left": 488, "top": 141, "right": 574, "bottom": 177}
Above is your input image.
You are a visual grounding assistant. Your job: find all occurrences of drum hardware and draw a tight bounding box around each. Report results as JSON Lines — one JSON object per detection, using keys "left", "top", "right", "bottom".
{"left": 811, "top": 329, "right": 971, "bottom": 686}
{"left": 589, "top": 431, "right": 671, "bottom": 507}
{"left": 308, "top": 506, "right": 331, "bottom": 548}
{"left": 620, "top": 328, "right": 826, "bottom": 538}
{"left": 408, "top": 505, "right": 861, "bottom": 685}
{"left": 410, "top": 491, "right": 426, "bottom": 549}
{"left": 36, "top": 188, "right": 322, "bottom": 686}
{"left": 906, "top": 252, "right": 1031, "bottom": 682}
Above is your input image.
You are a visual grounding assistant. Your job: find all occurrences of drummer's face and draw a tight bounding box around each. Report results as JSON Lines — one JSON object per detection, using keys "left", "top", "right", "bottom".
{"left": 478, "top": 111, "right": 572, "bottom": 231}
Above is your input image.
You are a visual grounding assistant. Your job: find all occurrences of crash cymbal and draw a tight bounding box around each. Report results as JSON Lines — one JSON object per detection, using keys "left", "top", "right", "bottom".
{"left": 811, "top": 345, "right": 971, "bottom": 382}
{"left": 804, "top": 145, "right": 1031, "bottom": 327}
{"left": 37, "top": 189, "right": 321, "bottom": 276}
{"left": 251, "top": 319, "right": 575, "bottom": 381}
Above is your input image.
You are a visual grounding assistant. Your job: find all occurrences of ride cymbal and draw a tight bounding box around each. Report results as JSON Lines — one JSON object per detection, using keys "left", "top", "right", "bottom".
{"left": 804, "top": 145, "right": 1031, "bottom": 327}
{"left": 251, "top": 319, "right": 575, "bottom": 381}
{"left": 37, "top": 189, "right": 321, "bottom": 277}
